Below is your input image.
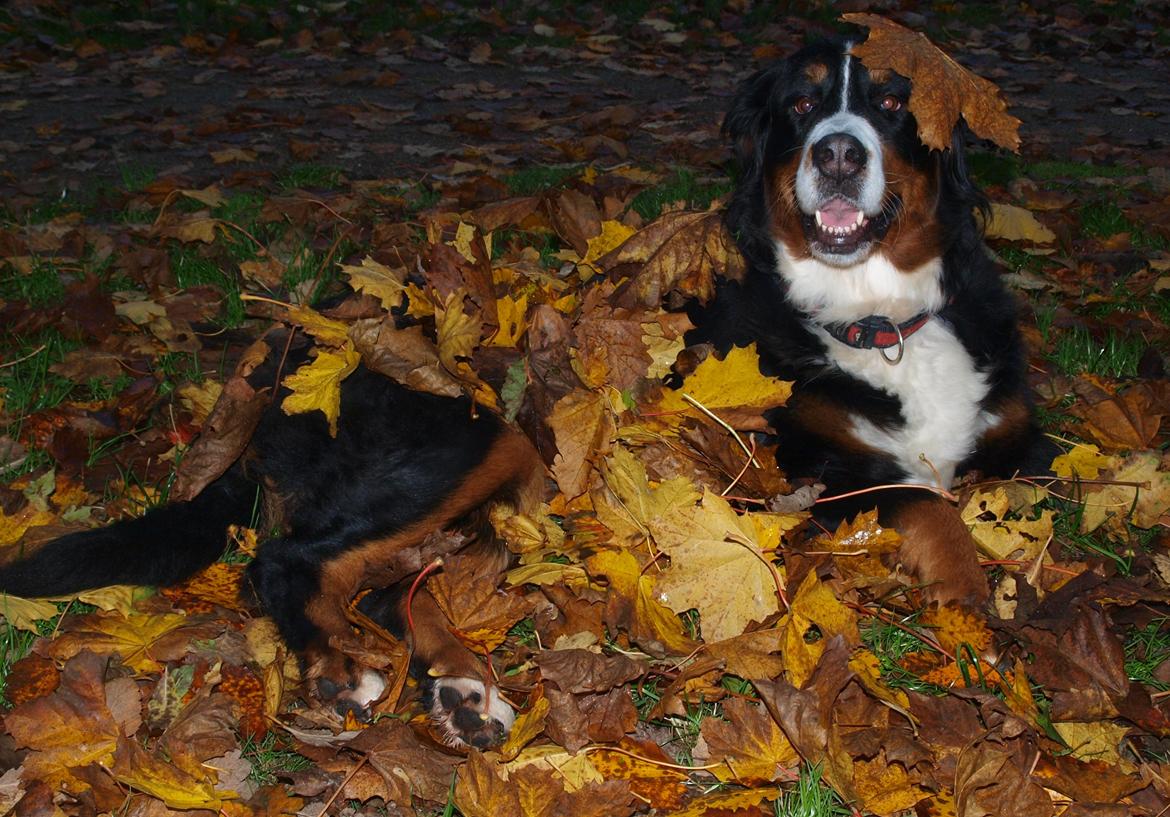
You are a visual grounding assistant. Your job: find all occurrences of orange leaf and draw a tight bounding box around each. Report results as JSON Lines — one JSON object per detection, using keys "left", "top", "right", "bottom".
{"left": 844, "top": 14, "right": 1021, "bottom": 151}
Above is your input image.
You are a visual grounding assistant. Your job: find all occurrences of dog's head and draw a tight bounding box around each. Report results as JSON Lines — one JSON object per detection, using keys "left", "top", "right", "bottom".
{"left": 725, "top": 39, "right": 981, "bottom": 276}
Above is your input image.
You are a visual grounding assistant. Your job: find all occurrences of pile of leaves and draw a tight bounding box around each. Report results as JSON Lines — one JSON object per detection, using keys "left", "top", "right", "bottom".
{"left": 1, "top": 8, "right": 1169, "bottom": 817}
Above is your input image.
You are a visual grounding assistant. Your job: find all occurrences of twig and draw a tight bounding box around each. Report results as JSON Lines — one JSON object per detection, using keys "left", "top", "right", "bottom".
{"left": 0, "top": 344, "right": 46, "bottom": 369}
{"left": 816, "top": 483, "right": 958, "bottom": 504}
{"left": 720, "top": 435, "right": 758, "bottom": 498}
{"left": 680, "top": 393, "right": 761, "bottom": 468}
{"left": 320, "top": 754, "right": 369, "bottom": 815}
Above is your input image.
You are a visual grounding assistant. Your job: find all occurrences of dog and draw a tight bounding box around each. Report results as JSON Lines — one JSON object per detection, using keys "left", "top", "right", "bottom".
{"left": 0, "top": 335, "right": 543, "bottom": 749}
{"left": 688, "top": 37, "right": 1051, "bottom": 604}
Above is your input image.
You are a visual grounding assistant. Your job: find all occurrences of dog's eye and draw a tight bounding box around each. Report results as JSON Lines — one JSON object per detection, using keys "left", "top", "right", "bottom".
{"left": 879, "top": 95, "right": 903, "bottom": 112}
{"left": 794, "top": 96, "right": 817, "bottom": 115}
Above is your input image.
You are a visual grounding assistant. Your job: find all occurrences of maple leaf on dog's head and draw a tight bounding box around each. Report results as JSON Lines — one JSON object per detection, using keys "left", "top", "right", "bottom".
{"left": 843, "top": 13, "right": 1021, "bottom": 152}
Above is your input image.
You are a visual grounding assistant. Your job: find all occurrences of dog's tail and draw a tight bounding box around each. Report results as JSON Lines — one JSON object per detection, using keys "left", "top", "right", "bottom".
{"left": 0, "top": 469, "right": 257, "bottom": 598}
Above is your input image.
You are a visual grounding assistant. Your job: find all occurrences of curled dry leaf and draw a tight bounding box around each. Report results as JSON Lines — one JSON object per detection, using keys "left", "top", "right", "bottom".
{"left": 598, "top": 210, "right": 743, "bottom": 307}
{"left": 843, "top": 13, "right": 1021, "bottom": 152}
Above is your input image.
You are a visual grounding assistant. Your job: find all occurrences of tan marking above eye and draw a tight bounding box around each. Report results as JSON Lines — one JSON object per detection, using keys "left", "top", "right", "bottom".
{"left": 803, "top": 62, "right": 829, "bottom": 84}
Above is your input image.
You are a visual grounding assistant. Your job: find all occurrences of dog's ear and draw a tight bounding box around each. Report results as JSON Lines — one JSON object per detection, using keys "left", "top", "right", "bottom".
{"left": 722, "top": 65, "right": 785, "bottom": 176}
{"left": 942, "top": 122, "right": 990, "bottom": 220}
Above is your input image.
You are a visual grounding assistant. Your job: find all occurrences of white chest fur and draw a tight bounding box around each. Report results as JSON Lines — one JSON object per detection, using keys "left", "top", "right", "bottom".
{"left": 776, "top": 244, "right": 994, "bottom": 487}
{"left": 819, "top": 321, "right": 993, "bottom": 487}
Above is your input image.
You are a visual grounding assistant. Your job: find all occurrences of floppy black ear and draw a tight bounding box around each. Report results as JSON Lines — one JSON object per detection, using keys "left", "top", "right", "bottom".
{"left": 942, "top": 122, "right": 990, "bottom": 220}
{"left": 722, "top": 65, "right": 785, "bottom": 179}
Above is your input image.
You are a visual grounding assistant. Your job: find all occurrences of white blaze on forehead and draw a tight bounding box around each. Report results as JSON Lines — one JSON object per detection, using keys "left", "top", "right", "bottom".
{"left": 838, "top": 46, "right": 852, "bottom": 112}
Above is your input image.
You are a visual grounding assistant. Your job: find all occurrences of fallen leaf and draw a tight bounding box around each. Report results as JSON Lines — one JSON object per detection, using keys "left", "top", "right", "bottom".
{"left": 654, "top": 344, "right": 791, "bottom": 430}
{"left": 342, "top": 256, "right": 408, "bottom": 310}
{"left": 844, "top": 14, "right": 1021, "bottom": 151}
{"left": 280, "top": 343, "right": 360, "bottom": 436}
{"left": 700, "top": 697, "right": 799, "bottom": 783}
{"left": 984, "top": 203, "right": 1056, "bottom": 243}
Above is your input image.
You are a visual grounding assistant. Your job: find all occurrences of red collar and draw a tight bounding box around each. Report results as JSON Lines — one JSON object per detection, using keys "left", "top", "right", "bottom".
{"left": 824, "top": 312, "right": 932, "bottom": 350}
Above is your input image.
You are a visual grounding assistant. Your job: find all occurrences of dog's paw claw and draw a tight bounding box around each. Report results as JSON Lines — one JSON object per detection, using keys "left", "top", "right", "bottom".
{"left": 428, "top": 676, "right": 514, "bottom": 749}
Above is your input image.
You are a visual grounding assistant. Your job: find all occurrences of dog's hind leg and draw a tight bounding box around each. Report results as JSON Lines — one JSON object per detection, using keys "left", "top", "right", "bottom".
{"left": 277, "top": 429, "right": 542, "bottom": 728}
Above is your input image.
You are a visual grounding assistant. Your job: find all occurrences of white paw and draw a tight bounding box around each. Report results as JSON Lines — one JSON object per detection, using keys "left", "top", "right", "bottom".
{"left": 429, "top": 676, "right": 515, "bottom": 749}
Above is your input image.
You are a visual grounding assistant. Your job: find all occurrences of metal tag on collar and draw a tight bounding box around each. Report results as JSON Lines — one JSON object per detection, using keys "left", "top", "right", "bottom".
{"left": 879, "top": 320, "right": 905, "bottom": 365}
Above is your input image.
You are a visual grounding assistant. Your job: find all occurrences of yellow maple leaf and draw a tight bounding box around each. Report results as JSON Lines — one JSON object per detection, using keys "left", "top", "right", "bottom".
{"left": 652, "top": 490, "right": 783, "bottom": 642}
{"left": 286, "top": 304, "right": 351, "bottom": 346}
{"left": 844, "top": 13, "right": 1021, "bottom": 151}
{"left": 584, "top": 548, "right": 694, "bottom": 656}
{"left": 434, "top": 290, "right": 481, "bottom": 371}
{"left": 497, "top": 695, "right": 550, "bottom": 761}
{"left": 580, "top": 219, "right": 636, "bottom": 272}
{"left": 341, "top": 255, "right": 407, "bottom": 310}
{"left": 1052, "top": 720, "right": 1130, "bottom": 766}
{"left": 850, "top": 648, "right": 911, "bottom": 715}
{"left": 485, "top": 293, "right": 528, "bottom": 348}
{"left": 47, "top": 611, "right": 211, "bottom": 674}
{"left": 1081, "top": 451, "right": 1170, "bottom": 532}
{"left": 112, "top": 736, "right": 233, "bottom": 810}
{"left": 983, "top": 203, "right": 1055, "bottom": 244}
{"left": 700, "top": 697, "right": 797, "bottom": 783}
{"left": 0, "top": 505, "right": 56, "bottom": 547}
{"left": 280, "top": 343, "right": 360, "bottom": 436}
{"left": 783, "top": 569, "right": 861, "bottom": 688}
{"left": 1051, "top": 443, "right": 1113, "bottom": 480}
{"left": 655, "top": 344, "right": 791, "bottom": 429}
{"left": 447, "top": 221, "right": 484, "bottom": 263}
{"left": 960, "top": 487, "right": 1053, "bottom": 563}
{"left": 504, "top": 744, "right": 604, "bottom": 791}
{"left": 853, "top": 754, "right": 930, "bottom": 817}
{"left": 0, "top": 595, "right": 61, "bottom": 632}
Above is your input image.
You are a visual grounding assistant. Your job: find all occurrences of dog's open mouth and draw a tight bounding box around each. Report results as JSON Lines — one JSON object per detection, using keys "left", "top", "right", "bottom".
{"left": 801, "top": 197, "right": 897, "bottom": 257}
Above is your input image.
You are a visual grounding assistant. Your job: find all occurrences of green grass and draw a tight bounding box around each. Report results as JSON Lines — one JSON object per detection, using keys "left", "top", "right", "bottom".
{"left": 1079, "top": 200, "right": 1167, "bottom": 250}
{"left": 279, "top": 163, "right": 344, "bottom": 191}
{"left": 774, "top": 763, "right": 852, "bottom": 817}
{"left": 967, "top": 151, "right": 1021, "bottom": 188}
{"left": 503, "top": 165, "right": 580, "bottom": 196}
{"left": 629, "top": 168, "right": 732, "bottom": 221}
{"left": 170, "top": 246, "right": 246, "bottom": 327}
{"left": 859, "top": 614, "right": 947, "bottom": 695}
{"left": 1125, "top": 618, "right": 1170, "bottom": 692}
{"left": 119, "top": 163, "right": 157, "bottom": 193}
{"left": 1049, "top": 496, "right": 1137, "bottom": 575}
{"left": 0, "top": 260, "right": 68, "bottom": 307}
{"left": 241, "top": 731, "right": 312, "bottom": 786}
{"left": 0, "top": 329, "right": 78, "bottom": 418}
{"left": 1050, "top": 327, "right": 1143, "bottom": 379}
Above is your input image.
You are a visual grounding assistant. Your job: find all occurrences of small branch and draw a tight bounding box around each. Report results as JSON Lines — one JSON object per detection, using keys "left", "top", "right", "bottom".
{"left": 816, "top": 483, "right": 958, "bottom": 504}
{"left": 680, "top": 393, "right": 761, "bottom": 469}
{"left": 0, "top": 344, "right": 46, "bottom": 370}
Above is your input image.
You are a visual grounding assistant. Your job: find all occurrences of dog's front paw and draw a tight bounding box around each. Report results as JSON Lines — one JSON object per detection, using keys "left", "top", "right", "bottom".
{"left": 426, "top": 676, "right": 515, "bottom": 749}
{"left": 307, "top": 645, "right": 388, "bottom": 721}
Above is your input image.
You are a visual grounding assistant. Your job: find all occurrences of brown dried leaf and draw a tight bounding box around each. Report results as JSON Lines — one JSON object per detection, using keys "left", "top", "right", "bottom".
{"left": 534, "top": 648, "right": 647, "bottom": 693}
{"left": 348, "top": 317, "right": 464, "bottom": 398}
{"left": 428, "top": 550, "right": 531, "bottom": 653}
{"left": 170, "top": 375, "right": 267, "bottom": 502}
{"left": 549, "top": 388, "right": 616, "bottom": 499}
{"left": 700, "top": 697, "right": 799, "bottom": 784}
{"left": 599, "top": 210, "right": 743, "bottom": 307}
{"left": 844, "top": 14, "right": 1021, "bottom": 151}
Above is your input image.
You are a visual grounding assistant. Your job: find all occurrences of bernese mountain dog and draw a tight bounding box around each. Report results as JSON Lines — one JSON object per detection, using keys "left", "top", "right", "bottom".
{"left": 691, "top": 37, "right": 1052, "bottom": 604}
{"left": 0, "top": 335, "right": 543, "bottom": 749}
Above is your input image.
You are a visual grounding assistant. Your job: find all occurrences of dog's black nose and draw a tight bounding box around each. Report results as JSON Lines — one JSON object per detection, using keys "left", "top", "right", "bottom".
{"left": 812, "top": 133, "right": 866, "bottom": 180}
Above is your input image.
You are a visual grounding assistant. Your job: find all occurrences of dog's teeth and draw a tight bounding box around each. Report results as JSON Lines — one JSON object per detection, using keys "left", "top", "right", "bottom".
{"left": 814, "top": 210, "right": 824, "bottom": 227}
{"left": 854, "top": 210, "right": 864, "bottom": 227}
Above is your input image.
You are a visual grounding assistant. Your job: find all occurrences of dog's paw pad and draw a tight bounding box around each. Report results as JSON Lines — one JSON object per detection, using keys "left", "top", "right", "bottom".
{"left": 429, "top": 676, "right": 514, "bottom": 749}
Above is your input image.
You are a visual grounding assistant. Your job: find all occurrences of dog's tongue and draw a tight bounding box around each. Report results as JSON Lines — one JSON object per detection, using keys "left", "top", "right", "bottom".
{"left": 818, "top": 199, "right": 861, "bottom": 229}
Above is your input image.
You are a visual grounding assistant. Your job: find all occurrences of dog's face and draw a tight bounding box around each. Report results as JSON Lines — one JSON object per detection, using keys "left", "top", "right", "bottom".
{"left": 727, "top": 40, "right": 948, "bottom": 273}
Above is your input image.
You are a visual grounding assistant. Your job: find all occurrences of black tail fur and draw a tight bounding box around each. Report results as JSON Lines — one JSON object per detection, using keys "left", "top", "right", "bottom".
{"left": 0, "top": 469, "right": 256, "bottom": 598}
